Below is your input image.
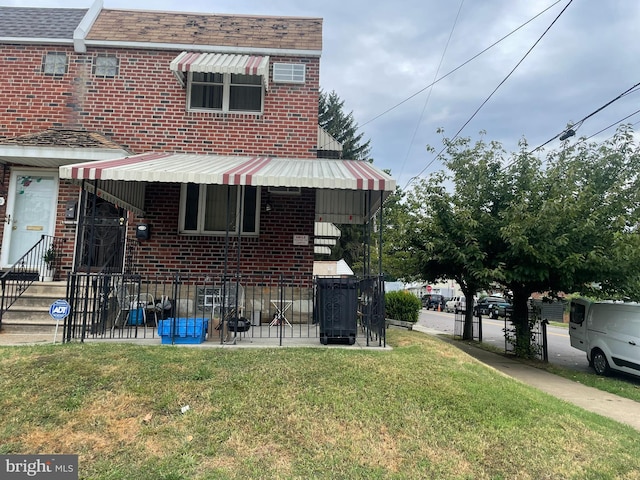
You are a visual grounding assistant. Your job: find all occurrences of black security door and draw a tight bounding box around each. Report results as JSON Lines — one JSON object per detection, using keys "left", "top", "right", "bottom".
{"left": 75, "top": 192, "right": 127, "bottom": 273}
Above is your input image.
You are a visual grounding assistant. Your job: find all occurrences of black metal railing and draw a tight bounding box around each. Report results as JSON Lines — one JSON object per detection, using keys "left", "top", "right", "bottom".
{"left": 503, "top": 306, "right": 545, "bottom": 360}
{"left": 0, "top": 235, "right": 65, "bottom": 329}
{"left": 62, "top": 272, "right": 386, "bottom": 347}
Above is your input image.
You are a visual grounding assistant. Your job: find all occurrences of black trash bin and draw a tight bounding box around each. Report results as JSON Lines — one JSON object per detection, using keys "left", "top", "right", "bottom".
{"left": 316, "top": 276, "right": 358, "bottom": 345}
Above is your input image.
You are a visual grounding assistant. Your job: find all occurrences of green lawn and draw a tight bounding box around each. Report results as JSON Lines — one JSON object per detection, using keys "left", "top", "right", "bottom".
{"left": 1, "top": 329, "right": 639, "bottom": 479}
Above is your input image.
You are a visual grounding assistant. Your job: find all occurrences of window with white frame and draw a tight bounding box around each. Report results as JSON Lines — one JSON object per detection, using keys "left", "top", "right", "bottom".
{"left": 94, "top": 55, "right": 118, "bottom": 77}
{"left": 179, "top": 184, "right": 260, "bottom": 235}
{"left": 272, "top": 63, "right": 306, "bottom": 84}
{"left": 43, "top": 52, "right": 67, "bottom": 75}
{"left": 188, "top": 72, "right": 263, "bottom": 113}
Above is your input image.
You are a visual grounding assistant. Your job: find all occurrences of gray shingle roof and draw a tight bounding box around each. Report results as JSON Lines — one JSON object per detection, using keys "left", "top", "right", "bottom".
{"left": 0, "top": 7, "right": 87, "bottom": 40}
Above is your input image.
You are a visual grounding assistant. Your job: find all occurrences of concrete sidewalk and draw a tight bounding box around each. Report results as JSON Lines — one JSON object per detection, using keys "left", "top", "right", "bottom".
{"left": 414, "top": 324, "right": 640, "bottom": 432}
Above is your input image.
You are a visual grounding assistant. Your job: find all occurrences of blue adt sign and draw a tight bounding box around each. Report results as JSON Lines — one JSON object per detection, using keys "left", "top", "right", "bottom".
{"left": 49, "top": 299, "right": 71, "bottom": 320}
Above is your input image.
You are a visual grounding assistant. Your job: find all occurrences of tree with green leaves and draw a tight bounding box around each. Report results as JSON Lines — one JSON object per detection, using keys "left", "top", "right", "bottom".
{"left": 405, "top": 127, "right": 640, "bottom": 353}
{"left": 404, "top": 134, "right": 507, "bottom": 339}
{"left": 319, "top": 90, "right": 371, "bottom": 161}
{"left": 496, "top": 128, "right": 640, "bottom": 355}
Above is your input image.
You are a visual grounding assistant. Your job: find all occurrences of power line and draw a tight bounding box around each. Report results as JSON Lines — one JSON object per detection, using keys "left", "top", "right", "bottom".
{"left": 583, "top": 108, "right": 640, "bottom": 142}
{"left": 359, "top": 0, "right": 564, "bottom": 130}
{"left": 318, "top": 0, "right": 565, "bottom": 153}
{"left": 501, "top": 89, "right": 640, "bottom": 174}
{"left": 405, "top": 0, "right": 574, "bottom": 189}
{"left": 397, "top": 0, "right": 465, "bottom": 182}
{"left": 529, "top": 82, "right": 640, "bottom": 154}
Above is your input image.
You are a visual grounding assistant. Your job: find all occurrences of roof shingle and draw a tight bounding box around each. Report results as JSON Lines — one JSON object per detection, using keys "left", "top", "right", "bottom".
{"left": 87, "top": 9, "right": 322, "bottom": 52}
{"left": 0, "top": 129, "right": 126, "bottom": 150}
{"left": 0, "top": 7, "right": 87, "bottom": 40}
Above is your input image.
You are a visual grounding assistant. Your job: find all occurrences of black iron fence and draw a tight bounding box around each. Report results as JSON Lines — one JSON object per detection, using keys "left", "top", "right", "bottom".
{"left": 454, "top": 312, "right": 481, "bottom": 341}
{"left": 454, "top": 306, "right": 547, "bottom": 361}
{"left": 62, "top": 272, "right": 385, "bottom": 347}
{"left": 503, "top": 306, "right": 546, "bottom": 361}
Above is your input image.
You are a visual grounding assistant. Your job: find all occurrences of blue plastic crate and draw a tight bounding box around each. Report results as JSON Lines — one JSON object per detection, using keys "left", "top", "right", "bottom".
{"left": 158, "top": 318, "right": 208, "bottom": 344}
{"left": 127, "top": 308, "right": 145, "bottom": 325}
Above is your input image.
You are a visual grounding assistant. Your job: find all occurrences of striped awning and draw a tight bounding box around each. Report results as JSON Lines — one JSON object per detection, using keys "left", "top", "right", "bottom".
{"left": 170, "top": 52, "right": 270, "bottom": 89}
{"left": 60, "top": 152, "right": 394, "bottom": 191}
{"left": 59, "top": 153, "right": 395, "bottom": 222}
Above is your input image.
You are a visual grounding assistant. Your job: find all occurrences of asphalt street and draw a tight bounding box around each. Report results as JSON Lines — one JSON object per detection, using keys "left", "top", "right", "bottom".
{"left": 417, "top": 308, "right": 592, "bottom": 373}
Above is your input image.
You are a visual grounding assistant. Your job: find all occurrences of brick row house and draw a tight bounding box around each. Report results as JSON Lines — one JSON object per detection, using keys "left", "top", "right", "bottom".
{"left": 0, "top": 1, "right": 395, "bottom": 344}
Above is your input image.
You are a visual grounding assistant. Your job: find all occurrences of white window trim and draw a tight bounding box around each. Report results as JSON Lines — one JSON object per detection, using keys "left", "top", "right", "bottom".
{"left": 272, "top": 63, "right": 306, "bottom": 84}
{"left": 187, "top": 72, "right": 264, "bottom": 114}
{"left": 178, "top": 184, "right": 261, "bottom": 236}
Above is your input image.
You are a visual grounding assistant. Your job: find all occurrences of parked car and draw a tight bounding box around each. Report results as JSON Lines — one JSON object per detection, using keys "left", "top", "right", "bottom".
{"left": 454, "top": 296, "right": 466, "bottom": 314}
{"left": 490, "top": 301, "right": 513, "bottom": 319}
{"left": 431, "top": 295, "right": 447, "bottom": 311}
{"left": 422, "top": 294, "right": 445, "bottom": 310}
{"left": 474, "top": 296, "right": 509, "bottom": 318}
{"left": 421, "top": 295, "right": 430, "bottom": 308}
{"left": 445, "top": 296, "right": 461, "bottom": 313}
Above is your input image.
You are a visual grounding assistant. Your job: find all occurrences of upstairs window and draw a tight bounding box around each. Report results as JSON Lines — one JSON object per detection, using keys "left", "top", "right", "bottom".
{"left": 179, "top": 184, "right": 260, "bottom": 236}
{"left": 188, "top": 72, "right": 263, "bottom": 113}
{"left": 94, "top": 56, "right": 118, "bottom": 77}
{"left": 43, "top": 52, "right": 67, "bottom": 75}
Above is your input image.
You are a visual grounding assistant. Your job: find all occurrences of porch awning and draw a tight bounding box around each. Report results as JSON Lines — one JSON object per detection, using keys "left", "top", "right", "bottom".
{"left": 170, "top": 52, "right": 270, "bottom": 90}
{"left": 60, "top": 152, "right": 394, "bottom": 190}
{"left": 59, "top": 152, "right": 395, "bottom": 223}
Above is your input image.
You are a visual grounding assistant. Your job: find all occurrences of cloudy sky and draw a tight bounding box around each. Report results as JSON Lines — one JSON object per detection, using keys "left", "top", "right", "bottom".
{"left": 5, "top": 0, "right": 640, "bottom": 189}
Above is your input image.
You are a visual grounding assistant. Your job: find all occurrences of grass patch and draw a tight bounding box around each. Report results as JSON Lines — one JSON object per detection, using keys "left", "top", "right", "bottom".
{"left": 0, "top": 330, "right": 638, "bottom": 479}
{"left": 457, "top": 335, "right": 640, "bottom": 404}
{"left": 542, "top": 363, "right": 640, "bottom": 403}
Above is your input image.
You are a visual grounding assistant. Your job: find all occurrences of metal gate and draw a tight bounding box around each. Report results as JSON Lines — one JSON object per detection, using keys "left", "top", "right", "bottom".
{"left": 75, "top": 192, "right": 127, "bottom": 273}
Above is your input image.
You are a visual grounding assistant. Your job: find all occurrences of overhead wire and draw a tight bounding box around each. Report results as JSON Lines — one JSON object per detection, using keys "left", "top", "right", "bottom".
{"left": 404, "top": 0, "right": 574, "bottom": 190}
{"left": 582, "top": 108, "right": 640, "bottom": 142}
{"left": 360, "top": 0, "right": 565, "bottom": 130}
{"left": 397, "top": 0, "right": 465, "bottom": 182}
{"left": 317, "top": 0, "right": 565, "bottom": 153}
{"left": 528, "top": 82, "right": 640, "bottom": 154}
{"left": 494, "top": 86, "right": 640, "bottom": 175}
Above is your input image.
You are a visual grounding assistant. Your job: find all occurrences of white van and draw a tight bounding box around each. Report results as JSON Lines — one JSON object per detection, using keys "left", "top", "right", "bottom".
{"left": 445, "top": 296, "right": 461, "bottom": 313}
{"left": 569, "top": 298, "right": 640, "bottom": 376}
{"left": 455, "top": 297, "right": 466, "bottom": 314}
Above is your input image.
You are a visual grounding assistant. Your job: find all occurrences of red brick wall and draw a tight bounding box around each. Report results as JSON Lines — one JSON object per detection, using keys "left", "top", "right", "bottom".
{"left": 129, "top": 184, "right": 316, "bottom": 278}
{"left": 0, "top": 46, "right": 320, "bottom": 157}
{"left": 0, "top": 45, "right": 320, "bottom": 277}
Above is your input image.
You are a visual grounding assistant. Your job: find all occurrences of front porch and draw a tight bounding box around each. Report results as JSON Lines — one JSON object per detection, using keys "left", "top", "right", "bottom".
{"left": 63, "top": 272, "right": 386, "bottom": 348}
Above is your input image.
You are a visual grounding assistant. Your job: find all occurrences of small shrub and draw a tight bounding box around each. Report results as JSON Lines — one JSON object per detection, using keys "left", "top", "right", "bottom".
{"left": 385, "top": 290, "right": 422, "bottom": 323}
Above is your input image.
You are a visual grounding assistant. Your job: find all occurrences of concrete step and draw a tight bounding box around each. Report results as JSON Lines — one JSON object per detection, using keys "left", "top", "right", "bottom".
{"left": 1, "top": 281, "right": 68, "bottom": 334}
{"left": 1, "top": 319, "right": 60, "bottom": 334}
{"left": 20, "top": 281, "right": 67, "bottom": 296}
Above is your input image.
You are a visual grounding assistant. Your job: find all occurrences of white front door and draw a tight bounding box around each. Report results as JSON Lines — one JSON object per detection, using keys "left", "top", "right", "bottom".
{"left": 1, "top": 169, "right": 58, "bottom": 267}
